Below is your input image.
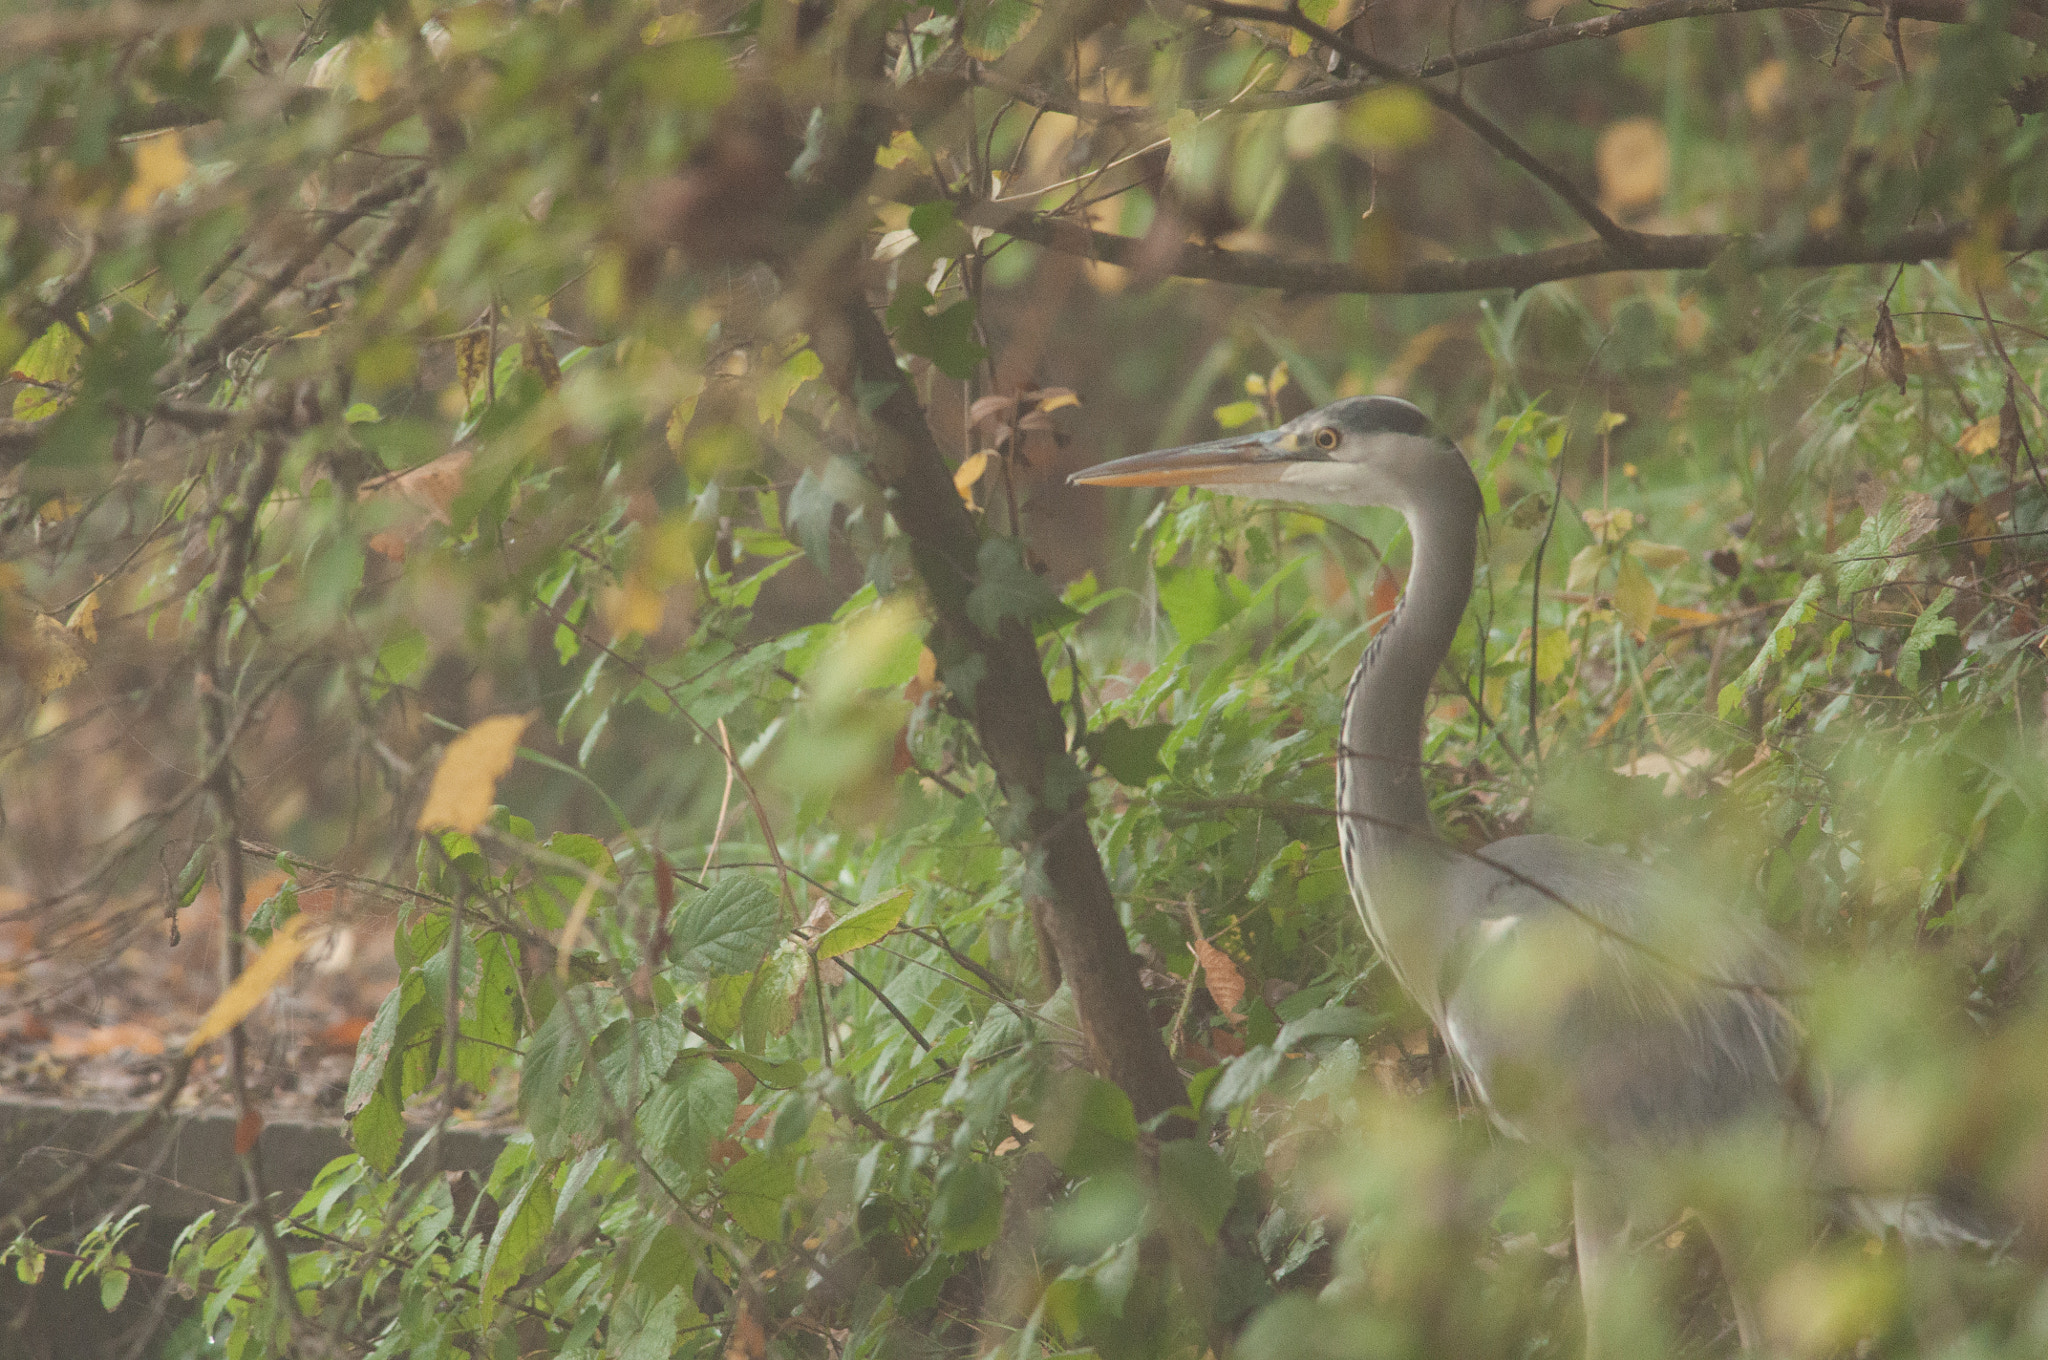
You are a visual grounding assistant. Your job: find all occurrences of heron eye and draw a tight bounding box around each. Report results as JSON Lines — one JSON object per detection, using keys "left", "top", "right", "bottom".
{"left": 1314, "top": 427, "right": 1340, "bottom": 451}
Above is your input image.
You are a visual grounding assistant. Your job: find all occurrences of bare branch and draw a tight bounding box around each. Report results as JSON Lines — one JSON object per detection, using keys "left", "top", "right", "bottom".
{"left": 1198, "top": 0, "right": 1642, "bottom": 251}
{"left": 982, "top": 0, "right": 2045, "bottom": 123}
{"left": 967, "top": 204, "right": 2048, "bottom": 295}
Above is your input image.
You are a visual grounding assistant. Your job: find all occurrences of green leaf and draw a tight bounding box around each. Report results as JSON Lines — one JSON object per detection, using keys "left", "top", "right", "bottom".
{"left": 10, "top": 321, "right": 81, "bottom": 421}
{"left": 99, "top": 1259, "right": 130, "bottom": 1311}
{"left": 1156, "top": 564, "right": 1246, "bottom": 644}
{"left": 344, "top": 978, "right": 409, "bottom": 1117}
{"left": 350, "top": 1086, "right": 404, "bottom": 1174}
{"left": 814, "top": 885, "right": 912, "bottom": 959}
{"left": 885, "top": 283, "right": 987, "bottom": 381}
{"left": 930, "top": 1160, "right": 1003, "bottom": 1251}
{"left": 1043, "top": 1075, "right": 1138, "bottom": 1176}
{"left": 1080, "top": 719, "right": 1172, "bottom": 786}
{"left": 1157, "top": 1140, "right": 1234, "bottom": 1243}
{"left": 616, "top": 1285, "right": 691, "bottom": 1360}
{"left": 1896, "top": 587, "right": 1958, "bottom": 690}
{"left": 480, "top": 1161, "right": 556, "bottom": 1328}
{"left": 671, "top": 877, "right": 782, "bottom": 976}
{"left": 742, "top": 943, "right": 810, "bottom": 1050}
{"left": 1731, "top": 574, "right": 1826, "bottom": 702}
{"left": 639, "top": 1058, "right": 739, "bottom": 1175}
{"left": 966, "top": 538, "right": 1067, "bottom": 635}
{"left": 908, "top": 200, "right": 971, "bottom": 256}
{"left": 721, "top": 1150, "right": 797, "bottom": 1239}
{"left": 961, "top": 0, "right": 1039, "bottom": 61}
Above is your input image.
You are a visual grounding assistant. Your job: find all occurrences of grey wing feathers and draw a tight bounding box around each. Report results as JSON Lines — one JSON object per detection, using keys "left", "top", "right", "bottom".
{"left": 1436, "top": 835, "right": 1803, "bottom": 1152}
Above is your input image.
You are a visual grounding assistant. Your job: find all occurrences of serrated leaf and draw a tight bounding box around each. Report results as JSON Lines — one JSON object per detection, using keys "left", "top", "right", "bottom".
{"left": 480, "top": 1162, "right": 556, "bottom": 1328}
{"left": 961, "top": 0, "right": 1038, "bottom": 60}
{"left": 344, "top": 981, "right": 407, "bottom": 1117}
{"left": 639, "top": 1058, "right": 739, "bottom": 1173}
{"left": 722, "top": 1150, "right": 797, "bottom": 1240}
{"left": 814, "top": 885, "right": 911, "bottom": 959}
{"left": 671, "top": 877, "right": 782, "bottom": 976}
{"left": 1081, "top": 718, "right": 1171, "bottom": 785}
{"left": 1895, "top": 587, "right": 1958, "bottom": 690}
{"left": 742, "top": 943, "right": 809, "bottom": 1049}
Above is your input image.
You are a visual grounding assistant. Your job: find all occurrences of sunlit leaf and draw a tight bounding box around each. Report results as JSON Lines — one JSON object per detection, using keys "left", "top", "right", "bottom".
{"left": 416, "top": 713, "right": 535, "bottom": 832}
{"left": 187, "top": 916, "right": 321, "bottom": 1053}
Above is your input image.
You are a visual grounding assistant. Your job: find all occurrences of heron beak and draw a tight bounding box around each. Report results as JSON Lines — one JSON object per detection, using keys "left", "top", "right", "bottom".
{"left": 1067, "top": 429, "right": 1292, "bottom": 489}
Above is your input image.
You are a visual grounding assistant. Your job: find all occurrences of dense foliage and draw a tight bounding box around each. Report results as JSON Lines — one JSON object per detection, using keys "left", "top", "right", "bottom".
{"left": 2, "top": 0, "right": 2047, "bottom": 1357}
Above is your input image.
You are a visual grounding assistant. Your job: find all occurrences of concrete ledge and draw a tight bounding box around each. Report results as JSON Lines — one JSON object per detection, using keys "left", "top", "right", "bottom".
{"left": 0, "top": 1092, "right": 511, "bottom": 1228}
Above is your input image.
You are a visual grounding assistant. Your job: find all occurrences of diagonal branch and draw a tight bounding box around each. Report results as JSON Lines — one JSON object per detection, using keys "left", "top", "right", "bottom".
{"left": 968, "top": 204, "right": 2048, "bottom": 296}
{"left": 1198, "top": 0, "right": 1642, "bottom": 251}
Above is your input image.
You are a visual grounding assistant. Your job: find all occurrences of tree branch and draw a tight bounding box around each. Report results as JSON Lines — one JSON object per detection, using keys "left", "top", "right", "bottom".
{"left": 968, "top": 204, "right": 2048, "bottom": 295}
{"left": 1200, "top": 0, "right": 1643, "bottom": 250}
{"left": 987, "top": 0, "right": 2042, "bottom": 122}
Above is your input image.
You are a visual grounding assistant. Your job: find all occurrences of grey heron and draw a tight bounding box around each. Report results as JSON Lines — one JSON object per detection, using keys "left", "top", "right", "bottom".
{"left": 1070, "top": 395, "right": 1812, "bottom": 1355}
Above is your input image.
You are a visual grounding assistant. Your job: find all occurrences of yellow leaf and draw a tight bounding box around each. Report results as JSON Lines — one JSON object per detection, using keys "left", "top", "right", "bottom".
{"left": 1956, "top": 414, "right": 2001, "bottom": 457}
{"left": 25, "top": 614, "right": 85, "bottom": 696}
{"left": 1745, "top": 59, "right": 1788, "bottom": 117}
{"left": 1532, "top": 627, "right": 1570, "bottom": 685}
{"left": 456, "top": 330, "right": 492, "bottom": 401}
{"left": 1035, "top": 388, "right": 1081, "bottom": 413}
{"left": 68, "top": 590, "right": 99, "bottom": 644}
{"left": 603, "top": 579, "right": 665, "bottom": 638}
{"left": 1614, "top": 553, "right": 1658, "bottom": 636}
{"left": 1595, "top": 118, "right": 1668, "bottom": 213}
{"left": 417, "top": 713, "right": 535, "bottom": 832}
{"left": 186, "top": 915, "right": 321, "bottom": 1053}
{"left": 121, "top": 130, "right": 192, "bottom": 213}
{"left": 1565, "top": 543, "right": 1606, "bottom": 593}
{"left": 1342, "top": 86, "right": 1435, "bottom": 154}
{"left": 953, "top": 451, "right": 993, "bottom": 510}
{"left": 1627, "top": 540, "right": 1690, "bottom": 570}
{"left": 1192, "top": 937, "right": 1245, "bottom": 1020}
{"left": 352, "top": 41, "right": 393, "bottom": 101}
{"left": 874, "top": 130, "right": 925, "bottom": 170}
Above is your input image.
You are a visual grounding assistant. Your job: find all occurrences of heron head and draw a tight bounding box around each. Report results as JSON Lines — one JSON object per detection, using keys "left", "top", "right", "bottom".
{"left": 1068, "top": 395, "right": 1464, "bottom": 512}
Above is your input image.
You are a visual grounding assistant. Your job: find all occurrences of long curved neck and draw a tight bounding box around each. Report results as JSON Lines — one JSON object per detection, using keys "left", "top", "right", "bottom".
{"left": 1338, "top": 457, "right": 1481, "bottom": 1007}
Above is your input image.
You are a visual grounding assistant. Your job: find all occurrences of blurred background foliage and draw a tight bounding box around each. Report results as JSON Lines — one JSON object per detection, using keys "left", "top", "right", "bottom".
{"left": 1, "top": 0, "right": 2046, "bottom": 1356}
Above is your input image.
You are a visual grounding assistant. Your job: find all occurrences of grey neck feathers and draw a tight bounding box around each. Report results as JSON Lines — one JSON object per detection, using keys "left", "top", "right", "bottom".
{"left": 1338, "top": 451, "right": 1481, "bottom": 874}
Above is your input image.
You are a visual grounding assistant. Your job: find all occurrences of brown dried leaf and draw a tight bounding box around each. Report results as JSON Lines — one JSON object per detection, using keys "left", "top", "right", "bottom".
{"left": 1872, "top": 302, "right": 1907, "bottom": 394}
{"left": 1997, "top": 380, "right": 2023, "bottom": 474}
{"left": 522, "top": 323, "right": 561, "bottom": 390}
{"left": 1192, "top": 937, "right": 1245, "bottom": 1020}
{"left": 235, "top": 1108, "right": 264, "bottom": 1157}
{"left": 417, "top": 712, "right": 535, "bottom": 833}
{"left": 968, "top": 393, "right": 1015, "bottom": 427}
